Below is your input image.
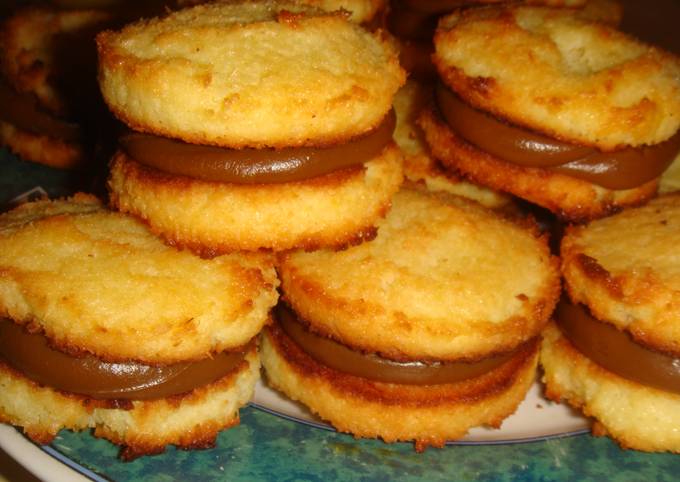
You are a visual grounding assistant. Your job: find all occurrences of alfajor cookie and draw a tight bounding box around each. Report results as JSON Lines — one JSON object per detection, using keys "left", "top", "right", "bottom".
{"left": 394, "top": 78, "right": 514, "bottom": 211}
{"left": 263, "top": 188, "right": 560, "bottom": 449}
{"left": 99, "top": 1, "right": 405, "bottom": 253}
{"left": 0, "top": 194, "right": 279, "bottom": 459}
{"left": 542, "top": 194, "right": 680, "bottom": 452}
{"left": 0, "top": 6, "right": 112, "bottom": 168}
{"left": 420, "top": 6, "right": 680, "bottom": 221}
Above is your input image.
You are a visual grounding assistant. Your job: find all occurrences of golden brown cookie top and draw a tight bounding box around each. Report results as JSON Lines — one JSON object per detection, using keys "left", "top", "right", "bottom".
{"left": 561, "top": 194, "right": 680, "bottom": 355}
{"left": 278, "top": 188, "right": 560, "bottom": 361}
{"left": 433, "top": 5, "right": 680, "bottom": 150}
{"left": 97, "top": 1, "right": 405, "bottom": 148}
{"left": 0, "top": 194, "right": 279, "bottom": 364}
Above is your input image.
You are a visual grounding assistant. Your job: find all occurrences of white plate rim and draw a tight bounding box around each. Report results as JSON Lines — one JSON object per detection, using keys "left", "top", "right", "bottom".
{"left": 0, "top": 425, "right": 97, "bottom": 482}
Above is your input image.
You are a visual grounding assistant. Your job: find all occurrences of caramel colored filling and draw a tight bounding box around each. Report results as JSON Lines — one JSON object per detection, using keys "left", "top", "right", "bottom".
{"left": 0, "top": 78, "right": 81, "bottom": 141}
{"left": 121, "top": 110, "right": 396, "bottom": 184}
{"left": 277, "top": 305, "right": 525, "bottom": 385}
{"left": 436, "top": 83, "right": 680, "bottom": 189}
{"left": 556, "top": 300, "right": 680, "bottom": 394}
{"left": 0, "top": 318, "right": 247, "bottom": 400}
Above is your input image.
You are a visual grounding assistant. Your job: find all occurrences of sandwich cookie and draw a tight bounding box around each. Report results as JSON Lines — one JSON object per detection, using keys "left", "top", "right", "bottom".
{"left": 263, "top": 188, "right": 560, "bottom": 450}
{"left": 542, "top": 194, "right": 680, "bottom": 453}
{"left": 0, "top": 194, "right": 278, "bottom": 459}
{"left": 420, "top": 6, "right": 680, "bottom": 221}
{"left": 0, "top": 6, "right": 113, "bottom": 168}
{"left": 98, "top": 1, "right": 405, "bottom": 254}
{"left": 394, "top": 79, "right": 514, "bottom": 211}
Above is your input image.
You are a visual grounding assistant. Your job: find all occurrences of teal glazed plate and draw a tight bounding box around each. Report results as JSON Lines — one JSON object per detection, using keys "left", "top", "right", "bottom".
{"left": 3, "top": 144, "right": 680, "bottom": 481}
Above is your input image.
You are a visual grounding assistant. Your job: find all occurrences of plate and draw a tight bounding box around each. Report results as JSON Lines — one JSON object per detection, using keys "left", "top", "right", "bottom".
{"left": 0, "top": 376, "right": 589, "bottom": 482}
{"left": 0, "top": 425, "right": 93, "bottom": 482}
{"left": 251, "top": 377, "right": 589, "bottom": 444}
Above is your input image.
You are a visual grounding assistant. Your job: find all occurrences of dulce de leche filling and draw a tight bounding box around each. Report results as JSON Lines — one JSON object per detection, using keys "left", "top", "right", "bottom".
{"left": 120, "top": 110, "right": 396, "bottom": 184}
{"left": 277, "top": 305, "right": 527, "bottom": 385}
{"left": 435, "top": 83, "right": 680, "bottom": 190}
{"left": 0, "top": 317, "right": 248, "bottom": 400}
{"left": 556, "top": 299, "right": 680, "bottom": 394}
{"left": 0, "top": 78, "right": 81, "bottom": 141}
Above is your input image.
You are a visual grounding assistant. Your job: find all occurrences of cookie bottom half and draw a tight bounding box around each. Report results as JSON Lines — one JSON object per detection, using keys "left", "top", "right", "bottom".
{"left": 261, "top": 323, "right": 538, "bottom": 451}
{"left": 541, "top": 322, "right": 680, "bottom": 453}
{"left": 0, "top": 346, "right": 260, "bottom": 460}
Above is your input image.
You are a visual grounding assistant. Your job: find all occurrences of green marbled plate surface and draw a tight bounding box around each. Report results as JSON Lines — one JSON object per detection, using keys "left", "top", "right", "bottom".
{"left": 48, "top": 406, "right": 680, "bottom": 482}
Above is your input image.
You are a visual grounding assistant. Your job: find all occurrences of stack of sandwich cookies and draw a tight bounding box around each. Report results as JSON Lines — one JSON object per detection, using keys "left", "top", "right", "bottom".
{"left": 98, "top": 1, "right": 405, "bottom": 253}
{"left": 420, "top": 6, "right": 680, "bottom": 221}
{"left": 0, "top": 194, "right": 278, "bottom": 459}
{"left": 262, "top": 188, "right": 560, "bottom": 449}
{"left": 542, "top": 194, "right": 680, "bottom": 453}
{"left": 0, "top": 6, "right": 112, "bottom": 168}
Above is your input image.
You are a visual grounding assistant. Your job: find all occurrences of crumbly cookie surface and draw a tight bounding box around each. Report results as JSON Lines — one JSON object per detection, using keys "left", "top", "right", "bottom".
{"left": 0, "top": 194, "right": 279, "bottom": 363}
{"left": 278, "top": 188, "right": 559, "bottom": 361}
{"left": 541, "top": 322, "right": 680, "bottom": 453}
{"left": 97, "top": 1, "right": 404, "bottom": 148}
{"left": 561, "top": 194, "right": 680, "bottom": 355}
{"left": 434, "top": 5, "right": 680, "bottom": 150}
